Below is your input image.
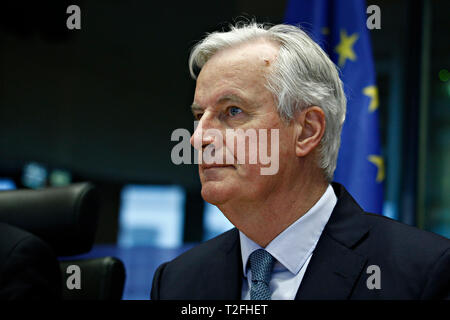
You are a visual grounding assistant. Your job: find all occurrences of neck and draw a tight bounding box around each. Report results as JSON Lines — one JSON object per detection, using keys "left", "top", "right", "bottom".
{"left": 219, "top": 171, "right": 328, "bottom": 247}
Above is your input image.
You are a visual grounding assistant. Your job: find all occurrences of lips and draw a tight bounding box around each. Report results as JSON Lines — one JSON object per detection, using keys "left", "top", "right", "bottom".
{"left": 200, "top": 164, "right": 235, "bottom": 170}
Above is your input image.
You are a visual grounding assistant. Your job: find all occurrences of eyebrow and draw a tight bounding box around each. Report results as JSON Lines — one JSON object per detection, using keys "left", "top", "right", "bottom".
{"left": 191, "top": 103, "right": 203, "bottom": 114}
{"left": 191, "top": 94, "right": 245, "bottom": 114}
{"left": 216, "top": 94, "right": 245, "bottom": 105}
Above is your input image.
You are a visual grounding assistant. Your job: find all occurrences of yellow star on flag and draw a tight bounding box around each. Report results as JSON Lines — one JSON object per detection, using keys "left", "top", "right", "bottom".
{"left": 335, "top": 29, "right": 359, "bottom": 67}
{"left": 363, "top": 86, "right": 379, "bottom": 112}
{"left": 367, "top": 155, "right": 385, "bottom": 183}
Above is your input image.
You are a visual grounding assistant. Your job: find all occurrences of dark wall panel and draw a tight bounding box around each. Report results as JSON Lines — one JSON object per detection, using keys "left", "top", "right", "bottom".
{"left": 0, "top": 1, "right": 236, "bottom": 187}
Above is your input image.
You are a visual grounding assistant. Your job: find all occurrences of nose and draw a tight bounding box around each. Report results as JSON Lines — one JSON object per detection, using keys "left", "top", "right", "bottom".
{"left": 190, "top": 113, "right": 216, "bottom": 151}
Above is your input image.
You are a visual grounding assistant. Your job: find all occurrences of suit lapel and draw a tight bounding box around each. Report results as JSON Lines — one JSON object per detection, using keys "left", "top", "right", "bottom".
{"left": 295, "top": 232, "right": 368, "bottom": 299}
{"left": 202, "top": 228, "right": 243, "bottom": 299}
{"left": 295, "top": 183, "right": 371, "bottom": 300}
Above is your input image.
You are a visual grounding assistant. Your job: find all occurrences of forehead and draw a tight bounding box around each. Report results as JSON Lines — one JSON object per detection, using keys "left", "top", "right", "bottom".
{"left": 194, "top": 40, "right": 279, "bottom": 105}
{"left": 204, "top": 39, "right": 278, "bottom": 72}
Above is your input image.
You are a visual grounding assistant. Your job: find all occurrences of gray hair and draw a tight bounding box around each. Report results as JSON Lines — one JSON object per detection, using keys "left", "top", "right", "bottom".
{"left": 188, "top": 22, "right": 346, "bottom": 181}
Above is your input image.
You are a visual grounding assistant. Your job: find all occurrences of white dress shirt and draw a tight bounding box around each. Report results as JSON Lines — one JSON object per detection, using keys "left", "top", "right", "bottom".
{"left": 240, "top": 184, "right": 337, "bottom": 300}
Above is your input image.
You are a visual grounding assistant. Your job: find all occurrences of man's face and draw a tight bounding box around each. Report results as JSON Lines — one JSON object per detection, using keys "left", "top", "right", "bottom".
{"left": 190, "top": 40, "right": 297, "bottom": 207}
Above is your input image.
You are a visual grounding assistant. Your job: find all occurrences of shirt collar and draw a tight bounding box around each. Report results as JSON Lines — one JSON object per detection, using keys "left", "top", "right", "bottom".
{"left": 239, "top": 184, "right": 337, "bottom": 276}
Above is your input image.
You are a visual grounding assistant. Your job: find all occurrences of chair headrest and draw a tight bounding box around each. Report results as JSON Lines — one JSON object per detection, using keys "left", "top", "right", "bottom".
{"left": 59, "top": 257, "right": 126, "bottom": 300}
{"left": 0, "top": 183, "right": 100, "bottom": 256}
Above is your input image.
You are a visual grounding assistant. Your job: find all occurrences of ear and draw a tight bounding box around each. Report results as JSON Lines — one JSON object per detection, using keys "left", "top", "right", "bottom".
{"left": 295, "top": 106, "right": 326, "bottom": 157}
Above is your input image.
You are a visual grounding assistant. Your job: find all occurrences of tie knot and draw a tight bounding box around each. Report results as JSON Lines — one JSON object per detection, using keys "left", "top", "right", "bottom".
{"left": 249, "top": 249, "right": 275, "bottom": 284}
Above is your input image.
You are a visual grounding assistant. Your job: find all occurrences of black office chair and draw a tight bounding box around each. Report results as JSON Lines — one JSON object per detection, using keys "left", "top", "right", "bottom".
{"left": 0, "top": 183, "right": 126, "bottom": 300}
{"left": 60, "top": 257, "right": 125, "bottom": 300}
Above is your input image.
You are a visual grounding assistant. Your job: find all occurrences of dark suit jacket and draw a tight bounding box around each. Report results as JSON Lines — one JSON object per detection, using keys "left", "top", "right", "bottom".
{"left": 151, "top": 183, "right": 450, "bottom": 300}
{"left": 0, "top": 223, "right": 62, "bottom": 300}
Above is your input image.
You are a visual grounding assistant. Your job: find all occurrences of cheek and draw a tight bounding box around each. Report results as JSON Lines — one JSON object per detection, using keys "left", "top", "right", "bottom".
{"left": 237, "top": 163, "right": 261, "bottom": 179}
{"left": 236, "top": 165, "right": 279, "bottom": 199}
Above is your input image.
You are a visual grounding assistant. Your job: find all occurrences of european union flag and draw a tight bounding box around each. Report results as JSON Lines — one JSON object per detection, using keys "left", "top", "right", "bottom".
{"left": 285, "top": 0, "right": 384, "bottom": 214}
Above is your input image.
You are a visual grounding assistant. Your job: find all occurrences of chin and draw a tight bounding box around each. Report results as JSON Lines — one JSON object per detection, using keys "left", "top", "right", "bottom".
{"left": 200, "top": 181, "right": 236, "bottom": 206}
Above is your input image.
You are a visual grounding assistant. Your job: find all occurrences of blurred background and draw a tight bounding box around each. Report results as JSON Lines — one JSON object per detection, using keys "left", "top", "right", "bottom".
{"left": 0, "top": 0, "right": 449, "bottom": 299}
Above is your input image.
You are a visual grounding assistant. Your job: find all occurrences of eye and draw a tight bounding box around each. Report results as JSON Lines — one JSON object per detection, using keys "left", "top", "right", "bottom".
{"left": 227, "top": 106, "right": 242, "bottom": 117}
{"left": 194, "top": 113, "right": 203, "bottom": 121}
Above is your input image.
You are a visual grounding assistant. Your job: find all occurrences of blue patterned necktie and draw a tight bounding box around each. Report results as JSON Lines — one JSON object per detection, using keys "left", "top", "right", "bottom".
{"left": 249, "top": 249, "right": 275, "bottom": 300}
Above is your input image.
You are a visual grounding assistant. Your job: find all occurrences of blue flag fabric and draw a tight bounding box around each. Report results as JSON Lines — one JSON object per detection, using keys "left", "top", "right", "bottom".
{"left": 285, "top": 0, "right": 384, "bottom": 214}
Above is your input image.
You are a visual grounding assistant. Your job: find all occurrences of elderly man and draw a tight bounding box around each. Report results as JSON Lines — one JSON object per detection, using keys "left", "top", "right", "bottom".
{"left": 151, "top": 23, "right": 450, "bottom": 300}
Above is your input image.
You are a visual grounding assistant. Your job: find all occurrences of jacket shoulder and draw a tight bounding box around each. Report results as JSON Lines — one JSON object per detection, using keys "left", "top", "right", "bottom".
{"left": 354, "top": 213, "right": 450, "bottom": 299}
{"left": 362, "top": 212, "right": 450, "bottom": 252}
{"left": 150, "top": 228, "right": 240, "bottom": 300}
{"left": 0, "top": 223, "right": 48, "bottom": 261}
{"left": 0, "top": 223, "right": 62, "bottom": 300}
